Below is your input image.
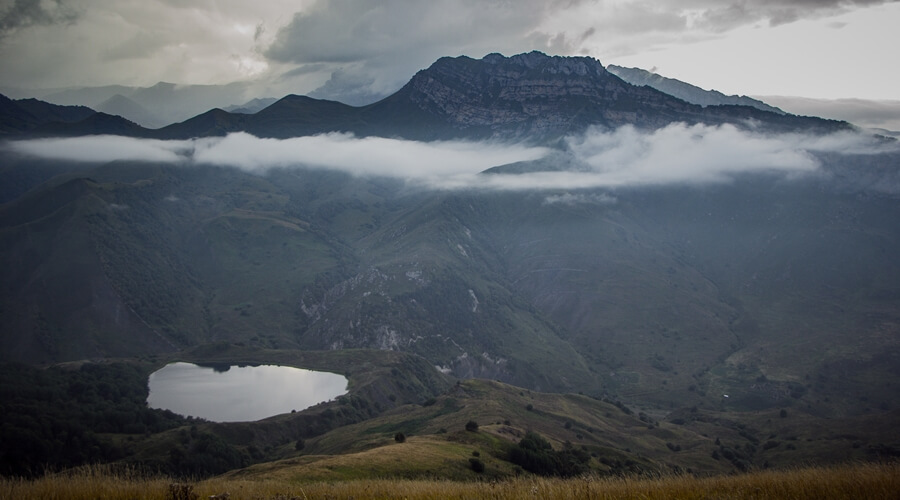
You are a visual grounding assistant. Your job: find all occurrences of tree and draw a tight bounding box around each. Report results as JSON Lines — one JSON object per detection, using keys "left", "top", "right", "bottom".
{"left": 465, "top": 420, "right": 479, "bottom": 432}
{"left": 394, "top": 432, "right": 406, "bottom": 443}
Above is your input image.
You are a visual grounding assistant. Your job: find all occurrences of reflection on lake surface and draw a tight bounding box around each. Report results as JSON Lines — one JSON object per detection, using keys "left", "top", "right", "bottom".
{"left": 147, "top": 362, "right": 347, "bottom": 422}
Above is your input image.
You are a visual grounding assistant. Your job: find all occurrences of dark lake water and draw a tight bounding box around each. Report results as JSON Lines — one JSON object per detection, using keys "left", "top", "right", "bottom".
{"left": 147, "top": 362, "right": 348, "bottom": 422}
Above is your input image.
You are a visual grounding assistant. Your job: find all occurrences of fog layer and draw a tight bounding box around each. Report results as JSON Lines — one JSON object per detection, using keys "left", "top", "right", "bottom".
{"left": 5, "top": 124, "right": 895, "bottom": 191}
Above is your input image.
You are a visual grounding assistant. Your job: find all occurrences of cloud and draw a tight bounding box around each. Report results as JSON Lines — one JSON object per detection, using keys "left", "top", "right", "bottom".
{"left": 0, "top": 0, "right": 896, "bottom": 103}
{"left": 469, "top": 123, "right": 895, "bottom": 191}
{"left": 688, "top": 0, "right": 897, "bottom": 30}
{"left": 307, "top": 68, "right": 381, "bottom": 107}
{"left": 543, "top": 193, "right": 617, "bottom": 206}
{"left": 261, "top": 0, "right": 900, "bottom": 104}
{"left": 755, "top": 96, "right": 900, "bottom": 133}
{"left": 566, "top": 123, "right": 820, "bottom": 186}
{"left": 265, "top": 0, "right": 568, "bottom": 103}
{"left": 190, "top": 133, "right": 549, "bottom": 180}
{"left": 0, "top": 0, "right": 296, "bottom": 90}
{"left": 4, "top": 126, "right": 895, "bottom": 192}
{"left": 0, "top": 0, "right": 78, "bottom": 38}
{"left": 5, "top": 135, "right": 192, "bottom": 163}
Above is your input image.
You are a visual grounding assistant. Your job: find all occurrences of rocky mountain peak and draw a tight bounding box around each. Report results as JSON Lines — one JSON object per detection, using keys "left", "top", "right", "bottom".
{"left": 390, "top": 51, "right": 696, "bottom": 138}
{"left": 482, "top": 51, "right": 603, "bottom": 76}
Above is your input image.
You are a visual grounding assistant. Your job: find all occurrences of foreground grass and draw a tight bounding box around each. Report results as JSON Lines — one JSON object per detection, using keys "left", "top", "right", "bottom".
{"left": 2, "top": 462, "right": 898, "bottom": 499}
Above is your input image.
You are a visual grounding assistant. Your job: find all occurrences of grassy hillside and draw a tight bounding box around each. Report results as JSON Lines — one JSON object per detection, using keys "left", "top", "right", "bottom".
{"left": 5, "top": 350, "right": 895, "bottom": 482}
{"left": 226, "top": 378, "right": 900, "bottom": 481}
{"left": 4, "top": 460, "right": 899, "bottom": 499}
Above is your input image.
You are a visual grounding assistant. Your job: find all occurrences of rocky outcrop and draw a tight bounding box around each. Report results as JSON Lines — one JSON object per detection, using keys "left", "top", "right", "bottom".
{"left": 373, "top": 51, "right": 847, "bottom": 140}
{"left": 389, "top": 51, "right": 704, "bottom": 137}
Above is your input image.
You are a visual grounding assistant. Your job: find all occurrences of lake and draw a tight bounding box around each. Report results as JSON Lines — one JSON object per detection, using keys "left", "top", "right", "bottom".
{"left": 147, "top": 362, "right": 348, "bottom": 422}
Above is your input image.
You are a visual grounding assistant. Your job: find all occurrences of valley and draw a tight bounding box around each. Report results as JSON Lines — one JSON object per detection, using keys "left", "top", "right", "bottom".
{"left": 1, "top": 51, "right": 898, "bottom": 485}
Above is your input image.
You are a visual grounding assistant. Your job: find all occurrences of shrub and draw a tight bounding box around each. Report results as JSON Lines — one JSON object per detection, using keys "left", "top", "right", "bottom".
{"left": 508, "top": 431, "right": 590, "bottom": 477}
{"left": 469, "top": 457, "right": 485, "bottom": 473}
{"left": 394, "top": 432, "right": 406, "bottom": 443}
{"left": 465, "top": 420, "right": 479, "bottom": 432}
{"left": 294, "top": 439, "right": 305, "bottom": 451}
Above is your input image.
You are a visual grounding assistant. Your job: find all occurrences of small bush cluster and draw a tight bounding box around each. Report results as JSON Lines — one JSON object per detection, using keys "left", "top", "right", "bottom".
{"left": 508, "top": 432, "right": 590, "bottom": 477}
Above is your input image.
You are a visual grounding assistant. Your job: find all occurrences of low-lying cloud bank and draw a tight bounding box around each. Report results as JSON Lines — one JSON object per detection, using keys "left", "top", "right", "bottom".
{"left": 5, "top": 123, "right": 896, "bottom": 191}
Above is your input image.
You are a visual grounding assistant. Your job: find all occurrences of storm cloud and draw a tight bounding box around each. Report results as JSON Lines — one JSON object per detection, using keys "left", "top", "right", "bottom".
{"left": 5, "top": 124, "right": 895, "bottom": 192}
{"left": 0, "top": 0, "right": 77, "bottom": 38}
{"left": 2, "top": 1, "right": 894, "bottom": 104}
{"left": 263, "top": 0, "right": 900, "bottom": 103}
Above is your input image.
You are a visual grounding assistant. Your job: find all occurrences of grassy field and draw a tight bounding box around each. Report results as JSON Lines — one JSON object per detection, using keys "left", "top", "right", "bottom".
{"left": 3, "top": 462, "right": 898, "bottom": 499}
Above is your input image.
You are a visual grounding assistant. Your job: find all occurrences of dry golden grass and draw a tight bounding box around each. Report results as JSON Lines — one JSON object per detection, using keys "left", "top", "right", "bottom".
{"left": 2, "top": 461, "right": 898, "bottom": 500}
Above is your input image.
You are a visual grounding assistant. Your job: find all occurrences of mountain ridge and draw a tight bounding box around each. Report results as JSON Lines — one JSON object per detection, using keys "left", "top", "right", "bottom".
{"left": 607, "top": 64, "right": 785, "bottom": 114}
{"left": 2, "top": 52, "right": 851, "bottom": 141}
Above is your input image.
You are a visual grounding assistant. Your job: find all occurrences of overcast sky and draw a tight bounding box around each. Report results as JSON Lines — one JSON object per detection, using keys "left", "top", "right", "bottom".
{"left": 0, "top": 0, "right": 898, "bottom": 104}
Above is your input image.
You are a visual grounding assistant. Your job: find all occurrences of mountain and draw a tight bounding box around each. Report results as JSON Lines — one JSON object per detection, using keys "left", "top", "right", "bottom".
{"left": 362, "top": 51, "right": 723, "bottom": 139}
{"left": 223, "top": 97, "right": 279, "bottom": 114}
{"left": 128, "top": 81, "right": 252, "bottom": 126}
{"left": 0, "top": 93, "right": 95, "bottom": 135}
{"left": 3, "top": 148, "right": 899, "bottom": 412}
{"left": 239, "top": 51, "right": 847, "bottom": 140}
{"left": 36, "top": 82, "right": 254, "bottom": 127}
{"left": 607, "top": 65, "right": 785, "bottom": 114}
{"left": 2, "top": 51, "right": 899, "bottom": 480}
{"left": 755, "top": 95, "right": 900, "bottom": 134}
{"left": 41, "top": 84, "right": 138, "bottom": 108}
{"left": 9, "top": 52, "right": 849, "bottom": 142}
{"left": 29, "top": 112, "right": 147, "bottom": 137}
{"left": 2, "top": 55, "right": 894, "bottom": 404}
{"left": 155, "top": 95, "right": 362, "bottom": 139}
{"left": 95, "top": 94, "right": 165, "bottom": 129}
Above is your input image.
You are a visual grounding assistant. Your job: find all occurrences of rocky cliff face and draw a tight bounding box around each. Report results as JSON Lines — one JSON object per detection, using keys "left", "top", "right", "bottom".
{"left": 391, "top": 51, "right": 704, "bottom": 137}
{"left": 377, "top": 51, "right": 847, "bottom": 140}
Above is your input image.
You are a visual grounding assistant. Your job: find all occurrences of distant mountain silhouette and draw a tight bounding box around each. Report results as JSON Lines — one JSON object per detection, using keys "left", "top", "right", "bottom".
{"left": 607, "top": 64, "right": 785, "bottom": 114}
{"left": 4, "top": 52, "right": 850, "bottom": 141}
{"left": 31, "top": 112, "right": 147, "bottom": 137}
{"left": 223, "top": 97, "right": 278, "bottom": 114}
{"left": 38, "top": 82, "right": 253, "bottom": 127}
{"left": 96, "top": 94, "right": 165, "bottom": 129}
{"left": 0, "top": 94, "right": 95, "bottom": 135}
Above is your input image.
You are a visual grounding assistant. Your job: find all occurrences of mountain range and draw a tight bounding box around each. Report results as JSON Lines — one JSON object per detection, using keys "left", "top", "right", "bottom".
{"left": 1, "top": 51, "right": 849, "bottom": 142}
{"left": 606, "top": 64, "right": 785, "bottom": 114}
{"left": 1, "top": 51, "right": 898, "bottom": 478}
{"left": 1, "top": 81, "right": 257, "bottom": 129}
